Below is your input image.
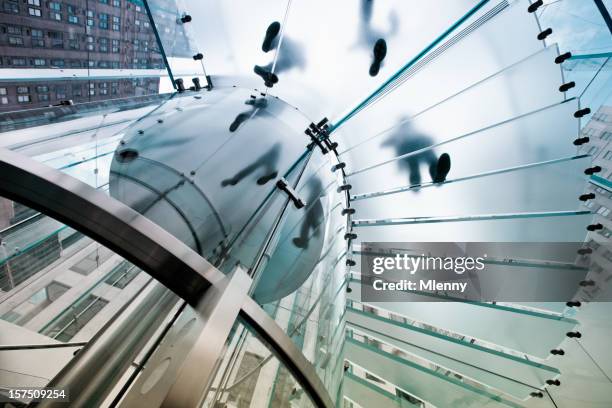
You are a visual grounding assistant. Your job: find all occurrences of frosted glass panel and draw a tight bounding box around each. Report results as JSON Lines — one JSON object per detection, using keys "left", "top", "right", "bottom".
{"left": 352, "top": 155, "right": 590, "bottom": 220}
{"left": 344, "top": 338, "right": 530, "bottom": 407}
{"left": 352, "top": 212, "right": 593, "bottom": 243}
{"left": 347, "top": 280, "right": 578, "bottom": 359}
{"left": 347, "top": 307, "right": 557, "bottom": 400}
{"left": 343, "top": 372, "right": 419, "bottom": 407}
{"left": 339, "top": 4, "right": 551, "bottom": 152}
{"left": 347, "top": 99, "right": 580, "bottom": 193}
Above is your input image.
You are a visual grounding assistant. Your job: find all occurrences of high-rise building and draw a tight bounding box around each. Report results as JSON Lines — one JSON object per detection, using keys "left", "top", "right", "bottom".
{"left": 0, "top": 0, "right": 194, "bottom": 111}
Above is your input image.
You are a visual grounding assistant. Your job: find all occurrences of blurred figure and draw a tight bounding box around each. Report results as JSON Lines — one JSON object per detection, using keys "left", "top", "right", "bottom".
{"left": 293, "top": 177, "right": 324, "bottom": 249}
{"left": 254, "top": 21, "right": 305, "bottom": 87}
{"left": 229, "top": 96, "right": 268, "bottom": 132}
{"left": 381, "top": 120, "right": 451, "bottom": 188}
{"left": 358, "top": 0, "right": 398, "bottom": 76}
{"left": 221, "top": 143, "right": 280, "bottom": 186}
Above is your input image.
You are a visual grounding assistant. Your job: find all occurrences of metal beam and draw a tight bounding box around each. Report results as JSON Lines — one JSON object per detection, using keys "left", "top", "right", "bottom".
{"left": 0, "top": 146, "right": 223, "bottom": 304}
{"left": 240, "top": 298, "right": 335, "bottom": 408}
{"left": 0, "top": 148, "right": 335, "bottom": 408}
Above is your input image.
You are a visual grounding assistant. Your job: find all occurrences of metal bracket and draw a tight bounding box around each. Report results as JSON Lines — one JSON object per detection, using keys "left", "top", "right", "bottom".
{"left": 305, "top": 117, "right": 334, "bottom": 154}
{"left": 276, "top": 178, "right": 305, "bottom": 209}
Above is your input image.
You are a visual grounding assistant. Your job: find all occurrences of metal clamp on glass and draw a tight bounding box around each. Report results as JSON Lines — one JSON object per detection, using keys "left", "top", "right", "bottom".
{"left": 527, "top": 0, "right": 543, "bottom": 13}
{"left": 305, "top": 128, "right": 328, "bottom": 154}
{"left": 276, "top": 178, "right": 305, "bottom": 209}
{"left": 305, "top": 118, "right": 332, "bottom": 153}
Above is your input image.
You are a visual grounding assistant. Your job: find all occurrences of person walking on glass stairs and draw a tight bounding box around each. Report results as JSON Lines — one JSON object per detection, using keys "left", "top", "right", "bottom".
{"left": 381, "top": 120, "right": 451, "bottom": 188}
{"left": 359, "top": 0, "right": 398, "bottom": 76}
{"left": 254, "top": 21, "right": 305, "bottom": 88}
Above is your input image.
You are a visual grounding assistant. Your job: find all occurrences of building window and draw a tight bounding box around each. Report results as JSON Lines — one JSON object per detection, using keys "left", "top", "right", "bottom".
{"left": 56, "top": 86, "right": 66, "bottom": 99}
{"left": 48, "top": 31, "right": 63, "bottom": 48}
{"left": 17, "top": 86, "right": 29, "bottom": 94}
{"left": 11, "top": 58, "right": 26, "bottom": 66}
{"left": 99, "top": 0, "right": 108, "bottom": 3}
{"left": 105, "top": 264, "right": 140, "bottom": 289}
{"left": 36, "top": 85, "right": 48, "bottom": 93}
{"left": 0, "top": 88, "right": 6, "bottom": 95}
{"left": 7, "top": 25, "right": 21, "bottom": 34}
{"left": 31, "top": 29, "right": 43, "bottom": 37}
{"left": 87, "top": 10, "right": 94, "bottom": 26}
{"left": 3, "top": 2, "right": 19, "bottom": 13}
{"left": 38, "top": 94, "right": 49, "bottom": 102}
{"left": 50, "top": 11, "right": 61, "bottom": 21}
{"left": 8, "top": 36, "right": 23, "bottom": 46}
{"left": 112, "top": 0, "right": 120, "bottom": 7}
{"left": 0, "top": 96, "right": 8, "bottom": 104}
{"left": 72, "top": 85, "right": 81, "bottom": 96}
{"left": 43, "top": 295, "right": 108, "bottom": 341}
{"left": 27, "top": 0, "right": 40, "bottom": 5}
{"left": 68, "top": 14, "right": 78, "bottom": 24}
{"left": 68, "top": 39, "right": 78, "bottom": 49}
{"left": 50, "top": 59, "right": 64, "bottom": 67}
{"left": 112, "top": 15, "right": 120, "bottom": 31}
{"left": 111, "top": 39, "right": 119, "bottom": 53}
{"left": 28, "top": 7, "right": 41, "bottom": 16}
{"left": 99, "top": 37, "right": 108, "bottom": 52}
{"left": 17, "top": 95, "right": 31, "bottom": 103}
{"left": 33, "top": 58, "right": 46, "bottom": 66}
{"left": 99, "top": 13, "right": 108, "bottom": 29}
{"left": 49, "top": 2, "right": 60, "bottom": 10}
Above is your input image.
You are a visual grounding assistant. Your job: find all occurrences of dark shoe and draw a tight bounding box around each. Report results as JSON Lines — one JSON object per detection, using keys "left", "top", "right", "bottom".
{"left": 432, "top": 153, "right": 451, "bottom": 183}
{"left": 262, "top": 22, "right": 281, "bottom": 52}
{"left": 229, "top": 112, "right": 249, "bottom": 132}
{"left": 221, "top": 177, "right": 238, "bottom": 187}
{"left": 292, "top": 237, "right": 308, "bottom": 249}
{"left": 369, "top": 38, "right": 387, "bottom": 77}
{"left": 254, "top": 65, "right": 279, "bottom": 87}
{"left": 257, "top": 171, "right": 278, "bottom": 185}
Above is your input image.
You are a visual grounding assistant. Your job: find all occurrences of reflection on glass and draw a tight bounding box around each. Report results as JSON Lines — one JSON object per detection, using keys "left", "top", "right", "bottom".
{"left": 204, "top": 321, "right": 316, "bottom": 408}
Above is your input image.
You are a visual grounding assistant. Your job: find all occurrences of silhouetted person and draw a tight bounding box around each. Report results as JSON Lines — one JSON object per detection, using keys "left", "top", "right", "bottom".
{"left": 293, "top": 177, "right": 324, "bottom": 249}
{"left": 358, "top": 0, "right": 398, "bottom": 76}
{"left": 381, "top": 120, "right": 451, "bottom": 187}
{"left": 221, "top": 143, "right": 280, "bottom": 186}
{"left": 254, "top": 22, "right": 305, "bottom": 87}
{"left": 229, "top": 96, "right": 268, "bottom": 132}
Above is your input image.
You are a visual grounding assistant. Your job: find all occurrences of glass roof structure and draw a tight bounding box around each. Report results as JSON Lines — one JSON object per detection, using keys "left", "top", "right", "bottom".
{"left": 0, "top": 0, "right": 611, "bottom": 407}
